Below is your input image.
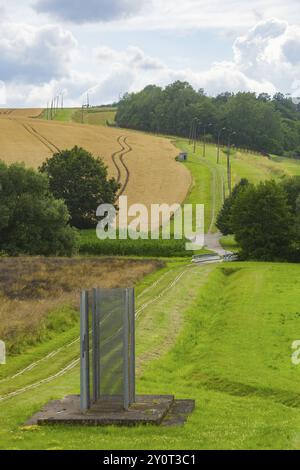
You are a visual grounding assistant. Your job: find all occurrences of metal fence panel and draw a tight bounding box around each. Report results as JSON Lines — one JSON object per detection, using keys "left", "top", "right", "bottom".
{"left": 80, "top": 290, "right": 90, "bottom": 411}
{"left": 80, "top": 287, "right": 135, "bottom": 410}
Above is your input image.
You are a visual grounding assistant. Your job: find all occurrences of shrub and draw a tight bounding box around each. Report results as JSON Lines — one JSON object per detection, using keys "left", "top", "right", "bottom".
{"left": 0, "top": 161, "right": 79, "bottom": 256}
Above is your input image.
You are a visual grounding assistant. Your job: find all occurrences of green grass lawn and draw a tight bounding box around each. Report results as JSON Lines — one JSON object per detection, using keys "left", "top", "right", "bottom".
{"left": 175, "top": 139, "right": 300, "bottom": 233}
{"left": 220, "top": 235, "right": 239, "bottom": 252}
{"left": 40, "top": 107, "right": 117, "bottom": 126}
{"left": 1, "top": 261, "right": 300, "bottom": 449}
{"left": 175, "top": 139, "right": 226, "bottom": 233}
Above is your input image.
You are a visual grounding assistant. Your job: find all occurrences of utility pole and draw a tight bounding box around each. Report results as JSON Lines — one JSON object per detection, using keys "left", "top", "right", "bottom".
{"left": 188, "top": 120, "right": 194, "bottom": 145}
{"left": 203, "top": 123, "right": 213, "bottom": 157}
{"left": 217, "top": 127, "right": 226, "bottom": 164}
{"left": 193, "top": 119, "right": 200, "bottom": 153}
{"left": 227, "top": 131, "right": 236, "bottom": 194}
{"left": 189, "top": 118, "right": 196, "bottom": 145}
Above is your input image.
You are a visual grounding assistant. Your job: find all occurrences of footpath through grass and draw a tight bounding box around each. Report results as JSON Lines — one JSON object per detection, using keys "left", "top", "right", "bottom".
{"left": 1, "top": 261, "right": 300, "bottom": 449}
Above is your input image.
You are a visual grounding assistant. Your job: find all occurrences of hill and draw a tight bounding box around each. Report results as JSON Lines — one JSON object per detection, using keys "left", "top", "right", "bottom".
{"left": 0, "top": 109, "right": 191, "bottom": 227}
{"left": 1, "top": 261, "right": 300, "bottom": 449}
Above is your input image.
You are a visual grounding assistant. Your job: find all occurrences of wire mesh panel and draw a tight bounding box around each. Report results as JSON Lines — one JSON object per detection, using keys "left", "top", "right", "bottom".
{"left": 80, "top": 287, "right": 135, "bottom": 411}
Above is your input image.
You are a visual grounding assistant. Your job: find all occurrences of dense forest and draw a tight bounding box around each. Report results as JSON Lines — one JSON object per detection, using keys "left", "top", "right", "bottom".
{"left": 116, "top": 81, "right": 300, "bottom": 157}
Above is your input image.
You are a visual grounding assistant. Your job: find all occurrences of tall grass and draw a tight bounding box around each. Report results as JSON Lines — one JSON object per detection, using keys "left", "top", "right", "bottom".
{"left": 79, "top": 229, "right": 192, "bottom": 257}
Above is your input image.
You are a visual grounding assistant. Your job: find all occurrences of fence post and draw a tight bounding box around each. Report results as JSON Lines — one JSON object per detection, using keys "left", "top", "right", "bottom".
{"left": 80, "top": 291, "right": 90, "bottom": 411}
{"left": 92, "top": 288, "right": 100, "bottom": 403}
{"left": 129, "top": 288, "right": 136, "bottom": 404}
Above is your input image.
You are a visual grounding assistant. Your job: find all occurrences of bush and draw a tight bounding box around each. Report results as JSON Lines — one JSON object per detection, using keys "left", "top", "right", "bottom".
{"left": 231, "top": 180, "right": 294, "bottom": 261}
{"left": 40, "top": 146, "right": 120, "bottom": 229}
{"left": 0, "top": 161, "right": 79, "bottom": 256}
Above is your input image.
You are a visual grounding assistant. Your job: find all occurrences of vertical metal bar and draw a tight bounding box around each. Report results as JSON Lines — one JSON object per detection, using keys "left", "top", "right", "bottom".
{"left": 80, "top": 291, "right": 90, "bottom": 411}
{"left": 92, "top": 288, "right": 100, "bottom": 403}
{"left": 123, "top": 289, "right": 130, "bottom": 410}
{"left": 96, "top": 288, "right": 101, "bottom": 400}
{"left": 129, "top": 288, "right": 136, "bottom": 404}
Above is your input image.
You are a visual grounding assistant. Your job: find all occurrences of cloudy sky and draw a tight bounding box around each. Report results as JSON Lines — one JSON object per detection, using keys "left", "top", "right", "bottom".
{"left": 0, "top": 0, "right": 300, "bottom": 107}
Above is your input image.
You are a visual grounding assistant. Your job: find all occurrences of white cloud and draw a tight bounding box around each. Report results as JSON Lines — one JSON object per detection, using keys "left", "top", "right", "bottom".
{"left": 4, "top": 72, "right": 97, "bottom": 108}
{"left": 30, "top": 0, "right": 300, "bottom": 32}
{"left": 0, "top": 81, "right": 6, "bottom": 105}
{"left": 0, "top": 22, "right": 77, "bottom": 84}
{"left": 232, "top": 18, "right": 300, "bottom": 91}
{"left": 86, "top": 32, "right": 279, "bottom": 104}
{"left": 33, "top": 0, "right": 148, "bottom": 24}
{"left": 83, "top": 17, "right": 300, "bottom": 104}
{"left": 95, "top": 45, "right": 165, "bottom": 71}
{"left": 2, "top": 15, "right": 300, "bottom": 107}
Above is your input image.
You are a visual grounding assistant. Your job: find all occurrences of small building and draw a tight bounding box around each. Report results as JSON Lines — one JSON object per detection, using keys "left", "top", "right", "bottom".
{"left": 177, "top": 152, "right": 188, "bottom": 162}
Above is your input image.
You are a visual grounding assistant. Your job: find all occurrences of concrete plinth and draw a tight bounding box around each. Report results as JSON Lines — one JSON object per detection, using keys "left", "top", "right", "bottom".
{"left": 26, "top": 395, "right": 195, "bottom": 427}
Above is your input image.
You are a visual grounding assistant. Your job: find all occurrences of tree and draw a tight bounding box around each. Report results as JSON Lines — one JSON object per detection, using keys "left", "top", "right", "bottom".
{"left": 216, "top": 179, "right": 250, "bottom": 235}
{"left": 0, "top": 161, "right": 78, "bottom": 256}
{"left": 280, "top": 176, "right": 300, "bottom": 213}
{"left": 231, "top": 180, "right": 293, "bottom": 261}
{"left": 40, "top": 146, "right": 120, "bottom": 229}
{"left": 281, "top": 177, "right": 300, "bottom": 260}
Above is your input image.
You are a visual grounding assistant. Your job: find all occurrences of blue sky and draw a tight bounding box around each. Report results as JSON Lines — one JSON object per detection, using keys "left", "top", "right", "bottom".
{"left": 0, "top": 1, "right": 300, "bottom": 106}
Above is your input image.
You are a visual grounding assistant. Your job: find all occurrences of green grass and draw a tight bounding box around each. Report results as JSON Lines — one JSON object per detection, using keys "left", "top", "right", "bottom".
{"left": 1, "top": 261, "right": 300, "bottom": 449}
{"left": 220, "top": 235, "right": 239, "bottom": 252}
{"left": 39, "top": 108, "right": 78, "bottom": 122}
{"left": 40, "top": 107, "right": 117, "bottom": 126}
{"left": 175, "top": 139, "right": 226, "bottom": 233}
{"left": 175, "top": 139, "right": 300, "bottom": 233}
{"left": 79, "top": 229, "right": 210, "bottom": 257}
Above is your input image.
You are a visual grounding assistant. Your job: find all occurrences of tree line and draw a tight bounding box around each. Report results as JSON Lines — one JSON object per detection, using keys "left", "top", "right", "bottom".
{"left": 116, "top": 81, "right": 300, "bottom": 157}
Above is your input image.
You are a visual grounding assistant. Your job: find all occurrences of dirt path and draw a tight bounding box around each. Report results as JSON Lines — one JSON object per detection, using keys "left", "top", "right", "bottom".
{"left": 204, "top": 232, "right": 229, "bottom": 256}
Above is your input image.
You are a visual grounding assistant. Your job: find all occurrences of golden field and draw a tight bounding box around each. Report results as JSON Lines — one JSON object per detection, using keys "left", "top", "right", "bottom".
{"left": 0, "top": 110, "right": 191, "bottom": 218}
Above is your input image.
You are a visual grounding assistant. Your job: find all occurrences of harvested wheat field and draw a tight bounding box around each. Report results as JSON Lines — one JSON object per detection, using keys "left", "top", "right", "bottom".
{"left": 0, "top": 257, "right": 164, "bottom": 353}
{"left": 0, "top": 111, "right": 191, "bottom": 223}
{"left": 0, "top": 108, "right": 43, "bottom": 118}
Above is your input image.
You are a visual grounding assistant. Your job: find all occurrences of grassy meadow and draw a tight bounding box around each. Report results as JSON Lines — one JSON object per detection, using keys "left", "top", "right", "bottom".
{"left": 41, "top": 107, "right": 117, "bottom": 126}
{"left": 1, "top": 262, "right": 300, "bottom": 449}
{"left": 0, "top": 257, "right": 163, "bottom": 355}
{"left": 176, "top": 138, "right": 300, "bottom": 233}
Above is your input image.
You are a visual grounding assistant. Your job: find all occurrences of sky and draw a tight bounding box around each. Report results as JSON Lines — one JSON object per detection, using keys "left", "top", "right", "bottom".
{"left": 0, "top": 0, "right": 300, "bottom": 107}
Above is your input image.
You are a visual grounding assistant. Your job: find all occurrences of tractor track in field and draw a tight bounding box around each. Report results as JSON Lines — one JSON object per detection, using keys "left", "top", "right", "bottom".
{"left": 0, "top": 109, "right": 14, "bottom": 116}
{"left": 28, "top": 124, "right": 61, "bottom": 153}
{"left": 118, "top": 137, "right": 132, "bottom": 196}
{"left": 0, "top": 264, "right": 196, "bottom": 403}
{"left": 111, "top": 135, "right": 132, "bottom": 196}
{"left": 20, "top": 122, "right": 60, "bottom": 154}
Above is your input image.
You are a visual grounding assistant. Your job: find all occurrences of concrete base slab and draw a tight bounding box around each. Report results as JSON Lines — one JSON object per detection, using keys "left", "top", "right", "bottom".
{"left": 26, "top": 395, "right": 195, "bottom": 427}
